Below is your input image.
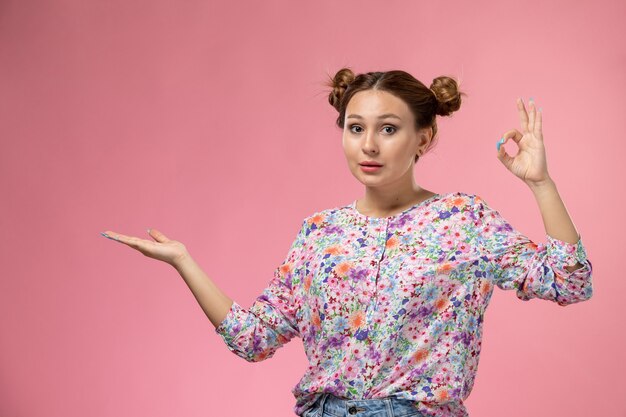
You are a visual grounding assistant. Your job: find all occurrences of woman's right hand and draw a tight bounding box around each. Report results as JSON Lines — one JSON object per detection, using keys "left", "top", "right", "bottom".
{"left": 101, "top": 228, "right": 190, "bottom": 267}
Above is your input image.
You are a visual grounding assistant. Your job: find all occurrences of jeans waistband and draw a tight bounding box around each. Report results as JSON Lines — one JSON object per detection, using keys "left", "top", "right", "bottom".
{"left": 313, "top": 392, "right": 425, "bottom": 417}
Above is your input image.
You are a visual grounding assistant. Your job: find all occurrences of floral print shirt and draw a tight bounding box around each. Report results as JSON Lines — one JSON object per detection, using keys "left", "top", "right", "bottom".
{"left": 214, "top": 192, "right": 593, "bottom": 416}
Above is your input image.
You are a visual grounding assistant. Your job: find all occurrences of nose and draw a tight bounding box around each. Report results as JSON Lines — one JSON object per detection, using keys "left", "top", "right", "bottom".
{"left": 361, "top": 130, "right": 379, "bottom": 154}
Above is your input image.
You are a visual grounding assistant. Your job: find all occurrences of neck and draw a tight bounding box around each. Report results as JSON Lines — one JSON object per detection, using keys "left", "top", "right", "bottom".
{"left": 358, "top": 174, "right": 427, "bottom": 217}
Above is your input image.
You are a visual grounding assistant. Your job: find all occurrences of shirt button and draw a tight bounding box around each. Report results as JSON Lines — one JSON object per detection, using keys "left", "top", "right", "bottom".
{"left": 348, "top": 406, "right": 358, "bottom": 414}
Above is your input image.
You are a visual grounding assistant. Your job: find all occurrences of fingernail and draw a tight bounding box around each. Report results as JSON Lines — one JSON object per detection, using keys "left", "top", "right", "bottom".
{"left": 538, "top": 107, "right": 542, "bottom": 112}
{"left": 496, "top": 137, "right": 504, "bottom": 151}
{"left": 529, "top": 97, "right": 534, "bottom": 102}
{"left": 101, "top": 232, "right": 115, "bottom": 241}
{"left": 147, "top": 228, "right": 151, "bottom": 234}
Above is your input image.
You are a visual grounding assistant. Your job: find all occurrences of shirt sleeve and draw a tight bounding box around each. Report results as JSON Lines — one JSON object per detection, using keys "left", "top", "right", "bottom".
{"left": 472, "top": 194, "right": 593, "bottom": 306}
{"left": 213, "top": 219, "right": 308, "bottom": 362}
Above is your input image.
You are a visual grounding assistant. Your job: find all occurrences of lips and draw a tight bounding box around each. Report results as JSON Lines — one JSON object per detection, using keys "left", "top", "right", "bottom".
{"left": 360, "top": 162, "right": 383, "bottom": 167}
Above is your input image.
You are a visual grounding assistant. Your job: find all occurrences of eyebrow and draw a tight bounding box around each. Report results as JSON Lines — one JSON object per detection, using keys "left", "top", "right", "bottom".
{"left": 346, "top": 113, "right": 402, "bottom": 120}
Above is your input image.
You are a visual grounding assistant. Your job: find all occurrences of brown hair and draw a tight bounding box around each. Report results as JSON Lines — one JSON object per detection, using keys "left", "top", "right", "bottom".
{"left": 324, "top": 67, "right": 467, "bottom": 162}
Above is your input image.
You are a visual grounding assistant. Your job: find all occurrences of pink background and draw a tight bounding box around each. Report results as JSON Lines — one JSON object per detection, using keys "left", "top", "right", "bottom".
{"left": 1, "top": 0, "right": 623, "bottom": 416}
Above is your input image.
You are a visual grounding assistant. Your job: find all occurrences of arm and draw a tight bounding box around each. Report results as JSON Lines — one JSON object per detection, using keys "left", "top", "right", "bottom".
{"left": 173, "top": 255, "right": 235, "bottom": 330}
{"left": 192, "top": 219, "right": 308, "bottom": 362}
{"left": 472, "top": 193, "right": 593, "bottom": 306}
{"left": 485, "top": 98, "right": 592, "bottom": 305}
{"left": 101, "top": 227, "right": 235, "bottom": 330}
{"left": 528, "top": 178, "right": 585, "bottom": 272}
{"left": 102, "top": 222, "right": 305, "bottom": 361}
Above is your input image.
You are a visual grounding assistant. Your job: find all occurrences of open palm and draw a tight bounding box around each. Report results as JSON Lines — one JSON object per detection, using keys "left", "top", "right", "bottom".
{"left": 101, "top": 228, "right": 189, "bottom": 267}
{"left": 497, "top": 98, "right": 551, "bottom": 186}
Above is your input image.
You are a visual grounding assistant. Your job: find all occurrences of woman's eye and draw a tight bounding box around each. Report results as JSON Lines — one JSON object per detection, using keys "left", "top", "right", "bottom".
{"left": 348, "top": 124, "right": 397, "bottom": 134}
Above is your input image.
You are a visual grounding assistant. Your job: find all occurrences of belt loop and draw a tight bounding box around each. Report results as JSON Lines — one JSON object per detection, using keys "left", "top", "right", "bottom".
{"left": 385, "top": 397, "right": 394, "bottom": 417}
{"left": 318, "top": 393, "right": 329, "bottom": 415}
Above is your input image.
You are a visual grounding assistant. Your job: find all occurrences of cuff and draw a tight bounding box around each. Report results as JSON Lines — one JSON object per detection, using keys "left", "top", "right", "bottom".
{"left": 215, "top": 300, "right": 246, "bottom": 337}
{"left": 546, "top": 233, "right": 589, "bottom": 270}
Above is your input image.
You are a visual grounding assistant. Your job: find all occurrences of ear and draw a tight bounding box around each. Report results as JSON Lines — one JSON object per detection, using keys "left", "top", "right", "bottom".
{"left": 416, "top": 126, "right": 433, "bottom": 154}
{"left": 423, "top": 126, "right": 433, "bottom": 142}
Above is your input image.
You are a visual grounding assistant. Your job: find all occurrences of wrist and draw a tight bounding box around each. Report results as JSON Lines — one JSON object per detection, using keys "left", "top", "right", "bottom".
{"left": 526, "top": 176, "right": 556, "bottom": 193}
{"left": 172, "top": 251, "right": 194, "bottom": 271}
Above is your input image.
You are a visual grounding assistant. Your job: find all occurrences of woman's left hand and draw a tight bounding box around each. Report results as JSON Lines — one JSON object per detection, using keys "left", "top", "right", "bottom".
{"left": 496, "top": 98, "right": 551, "bottom": 187}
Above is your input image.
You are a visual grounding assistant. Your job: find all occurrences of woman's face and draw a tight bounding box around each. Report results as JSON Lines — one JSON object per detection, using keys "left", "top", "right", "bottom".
{"left": 342, "top": 89, "right": 431, "bottom": 189}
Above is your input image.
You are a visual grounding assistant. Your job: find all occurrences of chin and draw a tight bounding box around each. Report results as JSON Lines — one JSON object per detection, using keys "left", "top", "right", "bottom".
{"left": 355, "top": 174, "right": 385, "bottom": 187}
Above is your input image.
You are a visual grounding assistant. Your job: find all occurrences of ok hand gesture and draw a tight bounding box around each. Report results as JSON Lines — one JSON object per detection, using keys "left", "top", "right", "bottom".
{"left": 496, "top": 98, "right": 551, "bottom": 187}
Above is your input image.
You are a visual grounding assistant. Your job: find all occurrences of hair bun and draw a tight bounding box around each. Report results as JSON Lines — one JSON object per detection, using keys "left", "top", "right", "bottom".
{"left": 327, "top": 68, "right": 356, "bottom": 112}
{"left": 430, "top": 76, "right": 465, "bottom": 117}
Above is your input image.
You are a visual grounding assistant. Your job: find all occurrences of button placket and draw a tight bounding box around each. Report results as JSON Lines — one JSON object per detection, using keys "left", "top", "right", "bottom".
{"left": 373, "top": 218, "right": 390, "bottom": 302}
{"left": 364, "top": 217, "right": 389, "bottom": 330}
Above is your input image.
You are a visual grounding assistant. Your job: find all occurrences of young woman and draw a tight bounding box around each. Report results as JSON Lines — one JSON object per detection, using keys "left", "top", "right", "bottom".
{"left": 101, "top": 68, "right": 593, "bottom": 417}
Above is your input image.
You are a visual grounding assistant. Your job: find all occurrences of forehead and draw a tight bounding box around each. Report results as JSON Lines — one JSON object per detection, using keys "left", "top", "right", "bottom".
{"left": 346, "top": 90, "right": 411, "bottom": 119}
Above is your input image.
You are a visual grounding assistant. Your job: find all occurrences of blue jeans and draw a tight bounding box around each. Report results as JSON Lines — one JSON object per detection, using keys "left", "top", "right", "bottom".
{"left": 303, "top": 393, "right": 426, "bottom": 417}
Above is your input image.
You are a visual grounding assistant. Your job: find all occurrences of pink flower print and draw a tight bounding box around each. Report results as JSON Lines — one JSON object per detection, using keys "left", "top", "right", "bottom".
{"left": 343, "top": 358, "right": 362, "bottom": 379}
